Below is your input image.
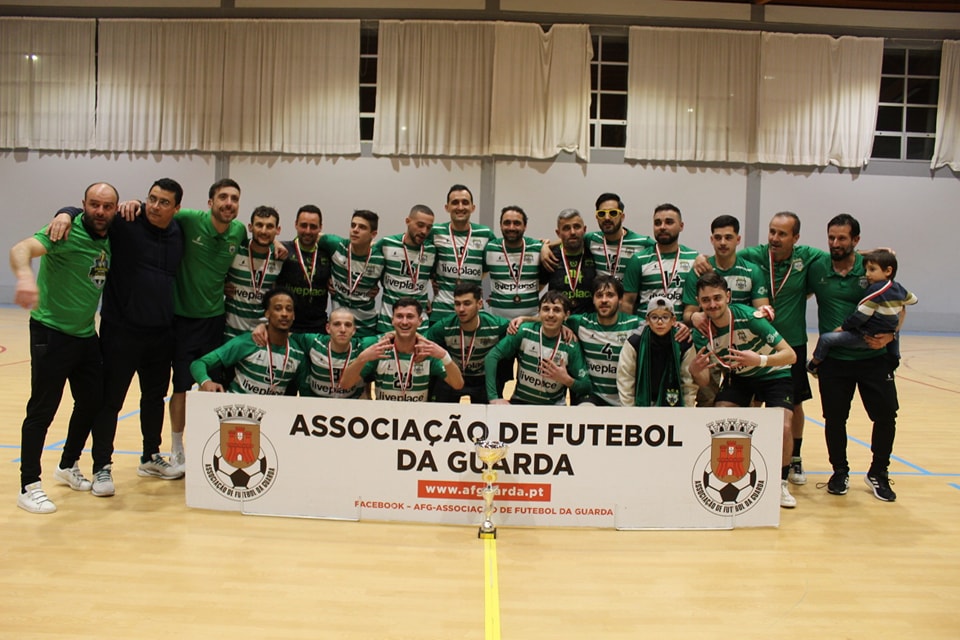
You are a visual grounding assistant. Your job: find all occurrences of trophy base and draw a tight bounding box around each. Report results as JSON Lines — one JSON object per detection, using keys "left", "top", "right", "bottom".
{"left": 478, "top": 527, "right": 497, "bottom": 539}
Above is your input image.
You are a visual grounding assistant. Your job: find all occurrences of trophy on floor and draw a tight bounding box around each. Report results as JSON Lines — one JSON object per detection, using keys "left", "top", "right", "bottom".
{"left": 475, "top": 439, "right": 508, "bottom": 539}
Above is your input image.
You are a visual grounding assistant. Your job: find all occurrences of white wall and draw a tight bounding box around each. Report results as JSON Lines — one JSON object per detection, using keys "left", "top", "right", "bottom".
{"left": 1, "top": 150, "right": 957, "bottom": 332}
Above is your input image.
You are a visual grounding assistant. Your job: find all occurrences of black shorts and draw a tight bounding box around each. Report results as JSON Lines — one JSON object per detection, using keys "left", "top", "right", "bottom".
{"left": 790, "top": 343, "right": 813, "bottom": 404}
{"left": 172, "top": 314, "right": 225, "bottom": 392}
{"left": 717, "top": 374, "right": 794, "bottom": 411}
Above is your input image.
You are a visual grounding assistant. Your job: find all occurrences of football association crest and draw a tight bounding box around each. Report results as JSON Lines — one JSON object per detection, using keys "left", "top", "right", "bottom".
{"left": 202, "top": 404, "right": 278, "bottom": 501}
{"left": 692, "top": 418, "right": 767, "bottom": 515}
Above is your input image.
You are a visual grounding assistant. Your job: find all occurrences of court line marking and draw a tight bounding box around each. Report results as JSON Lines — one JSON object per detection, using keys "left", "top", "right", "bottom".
{"left": 949, "top": 483, "right": 960, "bottom": 491}
{"left": 803, "top": 415, "right": 931, "bottom": 474}
{"left": 483, "top": 536, "right": 502, "bottom": 640}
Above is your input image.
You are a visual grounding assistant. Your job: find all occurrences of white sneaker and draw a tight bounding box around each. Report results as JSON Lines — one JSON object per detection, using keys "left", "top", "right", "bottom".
{"left": 138, "top": 453, "right": 184, "bottom": 480}
{"left": 54, "top": 462, "right": 93, "bottom": 491}
{"left": 780, "top": 480, "right": 797, "bottom": 509}
{"left": 18, "top": 482, "right": 57, "bottom": 514}
{"left": 91, "top": 464, "right": 115, "bottom": 497}
{"left": 169, "top": 450, "right": 186, "bottom": 476}
{"left": 787, "top": 457, "right": 807, "bottom": 485}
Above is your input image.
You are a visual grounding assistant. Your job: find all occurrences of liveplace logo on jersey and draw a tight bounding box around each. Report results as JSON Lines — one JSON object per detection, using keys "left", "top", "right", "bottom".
{"left": 692, "top": 418, "right": 767, "bottom": 516}
{"left": 203, "top": 404, "right": 278, "bottom": 501}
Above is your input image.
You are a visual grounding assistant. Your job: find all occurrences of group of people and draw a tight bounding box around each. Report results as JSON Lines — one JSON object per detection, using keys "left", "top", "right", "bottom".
{"left": 10, "top": 179, "right": 915, "bottom": 515}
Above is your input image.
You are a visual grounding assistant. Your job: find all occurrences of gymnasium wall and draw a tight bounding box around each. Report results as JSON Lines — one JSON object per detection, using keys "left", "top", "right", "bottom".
{"left": 1, "top": 149, "right": 956, "bottom": 332}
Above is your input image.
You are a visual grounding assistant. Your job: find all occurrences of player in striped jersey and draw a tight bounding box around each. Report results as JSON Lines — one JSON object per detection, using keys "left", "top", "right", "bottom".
{"left": 688, "top": 272, "right": 799, "bottom": 509}
{"left": 586, "top": 193, "right": 652, "bottom": 280}
{"left": 316, "top": 210, "right": 385, "bottom": 339}
{"left": 484, "top": 205, "right": 544, "bottom": 320}
{"left": 485, "top": 291, "right": 591, "bottom": 405}
{"left": 621, "top": 203, "right": 699, "bottom": 320}
{"left": 565, "top": 276, "right": 641, "bottom": 406}
{"left": 223, "top": 206, "right": 284, "bottom": 341}
{"left": 191, "top": 288, "right": 306, "bottom": 395}
{"left": 341, "top": 297, "right": 463, "bottom": 403}
{"left": 425, "top": 282, "right": 511, "bottom": 404}
{"left": 377, "top": 205, "right": 437, "bottom": 333}
{"left": 430, "top": 185, "right": 493, "bottom": 322}
{"left": 293, "top": 308, "right": 377, "bottom": 399}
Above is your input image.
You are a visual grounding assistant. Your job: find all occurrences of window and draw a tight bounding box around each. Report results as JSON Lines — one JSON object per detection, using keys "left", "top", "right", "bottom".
{"left": 359, "top": 30, "right": 378, "bottom": 143}
{"left": 872, "top": 46, "right": 941, "bottom": 161}
{"left": 590, "top": 34, "right": 628, "bottom": 149}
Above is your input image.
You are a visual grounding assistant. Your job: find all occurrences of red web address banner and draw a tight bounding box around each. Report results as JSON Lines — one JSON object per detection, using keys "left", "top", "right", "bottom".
{"left": 418, "top": 480, "right": 551, "bottom": 502}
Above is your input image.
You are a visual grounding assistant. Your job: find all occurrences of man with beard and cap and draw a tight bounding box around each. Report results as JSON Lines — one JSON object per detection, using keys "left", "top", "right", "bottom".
{"left": 621, "top": 203, "right": 699, "bottom": 320}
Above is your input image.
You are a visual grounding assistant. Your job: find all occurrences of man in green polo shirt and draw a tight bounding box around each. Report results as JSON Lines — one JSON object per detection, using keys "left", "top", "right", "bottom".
{"left": 807, "top": 214, "right": 901, "bottom": 502}
{"left": 739, "top": 212, "right": 827, "bottom": 486}
{"left": 10, "top": 182, "right": 117, "bottom": 513}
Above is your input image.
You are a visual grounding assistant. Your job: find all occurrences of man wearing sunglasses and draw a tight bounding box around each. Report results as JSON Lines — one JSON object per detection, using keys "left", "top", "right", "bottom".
{"left": 586, "top": 193, "right": 652, "bottom": 280}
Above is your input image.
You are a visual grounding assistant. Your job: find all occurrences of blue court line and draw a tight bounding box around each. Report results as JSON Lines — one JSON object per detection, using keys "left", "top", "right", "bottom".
{"left": 803, "top": 415, "right": 932, "bottom": 475}
{"left": 949, "top": 484, "right": 960, "bottom": 491}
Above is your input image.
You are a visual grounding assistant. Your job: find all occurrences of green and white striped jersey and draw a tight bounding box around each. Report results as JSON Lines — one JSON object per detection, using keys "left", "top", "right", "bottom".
{"left": 293, "top": 333, "right": 378, "bottom": 399}
{"left": 424, "top": 311, "right": 510, "bottom": 380}
{"left": 691, "top": 303, "right": 789, "bottom": 381}
{"left": 584, "top": 229, "right": 652, "bottom": 279}
{"left": 223, "top": 243, "right": 283, "bottom": 341}
{"left": 318, "top": 234, "right": 385, "bottom": 338}
{"left": 430, "top": 222, "right": 494, "bottom": 318}
{"left": 360, "top": 349, "right": 447, "bottom": 403}
{"left": 566, "top": 312, "right": 642, "bottom": 406}
{"left": 682, "top": 255, "right": 768, "bottom": 309}
{"left": 622, "top": 244, "right": 700, "bottom": 318}
{"left": 483, "top": 236, "right": 544, "bottom": 319}
{"left": 378, "top": 234, "right": 437, "bottom": 332}
{"left": 190, "top": 333, "right": 306, "bottom": 395}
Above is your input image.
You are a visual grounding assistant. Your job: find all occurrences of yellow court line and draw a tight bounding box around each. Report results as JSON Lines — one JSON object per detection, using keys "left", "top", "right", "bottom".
{"left": 483, "top": 536, "right": 502, "bottom": 640}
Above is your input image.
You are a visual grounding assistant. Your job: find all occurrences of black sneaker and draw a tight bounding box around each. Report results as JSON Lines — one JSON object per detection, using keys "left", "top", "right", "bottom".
{"left": 826, "top": 471, "right": 849, "bottom": 495}
{"left": 864, "top": 473, "right": 897, "bottom": 502}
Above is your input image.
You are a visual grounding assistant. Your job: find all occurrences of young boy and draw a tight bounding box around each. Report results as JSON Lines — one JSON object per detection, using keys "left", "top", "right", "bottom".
{"left": 807, "top": 249, "right": 917, "bottom": 376}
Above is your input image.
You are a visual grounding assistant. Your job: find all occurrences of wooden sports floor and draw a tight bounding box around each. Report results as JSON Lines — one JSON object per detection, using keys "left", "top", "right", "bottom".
{"left": 0, "top": 305, "right": 958, "bottom": 639}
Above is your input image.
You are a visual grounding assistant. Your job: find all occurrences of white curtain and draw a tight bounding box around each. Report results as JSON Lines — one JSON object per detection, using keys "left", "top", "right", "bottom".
{"left": 489, "top": 23, "right": 592, "bottom": 161}
{"left": 932, "top": 40, "right": 960, "bottom": 172}
{"left": 97, "top": 20, "right": 226, "bottom": 151}
{"left": 757, "top": 33, "right": 882, "bottom": 167}
{"left": 0, "top": 18, "right": 95, "bottom": 150}
{"left": 625, "top": 27, "right": 759, "bottom": 163}
{"left": 97, "top": 19, "right": 360, "bottom": 154}
{"left": 374, "top": 20, "right": 494, "bottom": 157}
{"left": 221, "top": 20, "right": 360, "bottom": 154}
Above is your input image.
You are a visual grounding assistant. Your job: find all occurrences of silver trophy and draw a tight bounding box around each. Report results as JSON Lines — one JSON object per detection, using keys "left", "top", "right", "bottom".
{"left": 475, "top": 439, "right": 509, "bottom": 538}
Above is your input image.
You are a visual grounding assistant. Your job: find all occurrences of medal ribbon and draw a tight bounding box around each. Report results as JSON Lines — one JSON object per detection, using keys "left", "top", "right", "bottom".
{"left": 393, "top": 350, "right": 415, "bottom": 391}
{"left": 768, "top": 249, "right": 793, "bottom": 302}
{"left": 294, "top": 239, "right": 317, "bottom": 293}
{"left": 539, "top": 329, "right": 562, "bottom": 365}
{"left": 450, "top": 227, "right": 473, "bottom": 277}
{"left": 328, "top": 341, "right": 352, "bottom": 391}
{"left": 247, "top": 244, "right": 272, "bottom": 296}
{"left": 266, "top": 339, "right": 291, "bottom": 393}
{"left": 655, "top": 245, "right": 680, "bottom": 296}
{"left": 603, "top": 233, "right": 624, "bottom": 275}
{"left": 560, "top": 246, "right": 584, "bottom": 294}
{"left": 705, "top": 309, "right": 736, "bottom": 371}
{"left": 402, "top": 243, "right": 424, "bottom": 288}
{"left": 501, "top": 241, "right": 526, "bottom": 298}
{"left": 460, "top": 319, "right": 481, "bottom": 371}
{"left": 345, "top": 246, "right": 371, "bottom": 297}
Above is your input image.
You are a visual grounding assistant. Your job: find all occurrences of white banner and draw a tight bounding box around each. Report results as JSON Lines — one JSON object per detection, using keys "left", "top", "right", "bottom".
{"left": 185, "top": 393, "right": 783, "bottom": 529}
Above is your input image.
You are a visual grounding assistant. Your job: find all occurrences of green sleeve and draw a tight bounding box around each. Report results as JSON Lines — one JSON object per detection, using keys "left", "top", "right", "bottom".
{"left": 566, "top": 342, "right": 593, "bottom": 397}
{"left": 738, "top": 244, "right": 765, "bottom": 266}
{"left": 565, "top": 314, "right": 583, "bottom": 332}
{"left": 484, "top": 330, "right": 522, "bottom": 400}
{"left": 429, "top": 356, "right": 447, "bottom": 378}
{"left": 681, "top": 269, "right": 699, "bottom": 307}
{"left": 423, "top": 320, "right": 444, "bottom": 344}
{"left": 316, "top": 234, "right": 345, "bottom": 254}
{"left": 748, "top": 261, "right": 768, "bottom": 301}
{"left": 622, "top": 254, "right": 641, "bottom": 293}
{"left": 190, "top": 334, "right": 254, "bottom": 385}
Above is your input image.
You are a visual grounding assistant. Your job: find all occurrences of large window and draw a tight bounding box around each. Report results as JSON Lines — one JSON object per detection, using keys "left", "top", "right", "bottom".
{"left": 872, "top": 46, "right": 941, "bottom": 161}
{"left": 590, "top": 34, "right": 628, "bottom": 150}
{"left": 359, "top": 30, "right": 378, "bottom": 143}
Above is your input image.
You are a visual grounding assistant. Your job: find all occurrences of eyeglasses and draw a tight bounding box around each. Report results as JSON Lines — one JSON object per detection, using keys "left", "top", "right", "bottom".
{"left": 647, "top": 314, "right": 674, "bottom": 324}
{"left": 595, "top": 209, "right": 622, "bottom": 219}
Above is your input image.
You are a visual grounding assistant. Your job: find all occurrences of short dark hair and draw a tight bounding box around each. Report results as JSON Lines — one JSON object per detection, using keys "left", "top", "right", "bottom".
{"left": 262, "top": 286, "right": 294, "bottom": 311}
{"left": 500, "top": 205, "right": 528, "bottom": 225}
{"left": 592, "top": 274, "right": 623, "bottom": 298}
{"left": 863, "top": 249, "right": 898, "bottom": 279}
{"left": 827, "top": 213, "right": 860, "bottom": 238}
{"left": 446, "top": 184, "right": 474, "bottom": 203}
{"left": 353, "top": 209, "right": 379, "bottom": 232}
{"left": 654, "top": 203, "right": 682, "bottom": 219}
{"left": 711, "top": 215, "right": 740, "bottom": 234}
{"left": 209, "top": 178, "right": 240, "bottom": 200}
{"left": 540, "top": 290, "right": 572, "bottom": 313}
{"left": 773, "top": 211, "right": 801, "bottom": 236}
{"left": 296, "top": 204, "right": 322, "bottom": 224}
{"left": 696, "top": 272, "right": 729, "bottom": 294}
{"left": 251, "top": 205, "right": 280, "bottom": 225}
{"left": 453, "top": 282, "right": 483, "bottom": 300}
{"left": 393, "top": 296, "right": 423, "bottom": 316}
{"left": 409, "top": 204, "right": 435, "bottom": 218}
{"left": 151, "top": 178, "right": 183, "bottom": 206}
{"left": 595, "top": 192, "right": 624, "bottom": 211}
